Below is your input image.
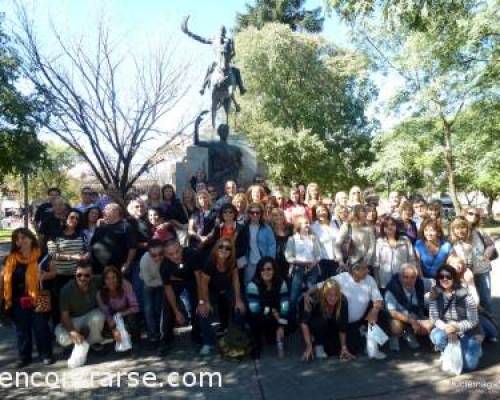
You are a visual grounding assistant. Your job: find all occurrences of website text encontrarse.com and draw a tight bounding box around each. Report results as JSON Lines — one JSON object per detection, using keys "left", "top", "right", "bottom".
{"left": 0, "top": 370, "right": 223, "bottom": 389}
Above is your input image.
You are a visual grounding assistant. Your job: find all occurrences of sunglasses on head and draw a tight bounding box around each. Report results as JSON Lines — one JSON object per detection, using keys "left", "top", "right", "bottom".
{"left": 76, "top": 273, "right": 91, "bottom": 278}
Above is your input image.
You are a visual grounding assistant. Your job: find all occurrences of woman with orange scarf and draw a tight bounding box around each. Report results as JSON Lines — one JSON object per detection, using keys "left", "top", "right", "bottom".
{"left": 0, "top": 228, "right": 54, "bottom": 368}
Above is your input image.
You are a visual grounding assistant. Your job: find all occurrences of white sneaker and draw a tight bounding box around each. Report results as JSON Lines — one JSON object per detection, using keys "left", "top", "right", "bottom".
{"left": 369, "top": 350, "right": 387, "bottom": 360}
{"left": 314, "top": 345, "right": 328, "bottom": 359}
{"left": 389, "top": 337, "right": 400, "bottom": 352}
{"left": 199, "top": 345, "right": 213, "bottom": 356}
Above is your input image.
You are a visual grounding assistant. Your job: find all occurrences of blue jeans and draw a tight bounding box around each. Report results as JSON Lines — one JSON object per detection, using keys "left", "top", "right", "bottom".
{"left": 430, "top": 328, "right": 482, "bottom": 372}
{"left": 198, "top": 289, "right": 238, "bottom": 346}
{"left": 143, "top": 285, "right": 164, "bottom": 340}
{"left": 11, "top": 302, "right": 52, "bottom": 361}
{"left": 128, "top": 260, "right": 144, "bottom": 313}
{"left": 480, "top": 315, "right": 498, "bottom": 340}
{"left": 474, "top": 272, "right": 492, "bottom": 313}
{"left": 289, "top": 265, "right": 320, "bottom": 327}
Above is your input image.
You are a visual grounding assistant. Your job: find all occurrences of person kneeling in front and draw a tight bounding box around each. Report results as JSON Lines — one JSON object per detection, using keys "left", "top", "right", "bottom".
{"left": 384, "top": 264, "right": 433, "bottom": 351}
{"left": 305, "top": 261, "right": 386, "bottom": 359}
{"left": 55, "top": 264, "right": 106, "bottom": 351}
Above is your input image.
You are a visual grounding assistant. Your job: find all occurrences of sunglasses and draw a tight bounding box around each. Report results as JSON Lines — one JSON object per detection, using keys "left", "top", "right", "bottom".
{"left": 249, "top": 210, "right": 261, "bottom": 215}
{"left": 438, "top": 274, "right": 452, "bottom": 281}
{"left": 76, "top": 273, "right": 91, "bottom": 278}
{"left": 218, "top": 245, "right": 232, "bottom": 251}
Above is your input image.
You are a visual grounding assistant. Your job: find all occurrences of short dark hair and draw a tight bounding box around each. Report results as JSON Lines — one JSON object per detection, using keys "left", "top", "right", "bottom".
{"left": 148, "top": 239, "right": 164, "bottom": 249}
{"left": 47, "top": 187, "right": 61, "bottom": 195}
{"left": 164, "top": 238, "right": 180, "bottom": 249}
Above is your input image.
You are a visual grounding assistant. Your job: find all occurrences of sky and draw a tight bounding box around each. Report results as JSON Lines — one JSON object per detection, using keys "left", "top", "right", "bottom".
{"left": 1, "top": 0, "right": 402, "bottom": 161}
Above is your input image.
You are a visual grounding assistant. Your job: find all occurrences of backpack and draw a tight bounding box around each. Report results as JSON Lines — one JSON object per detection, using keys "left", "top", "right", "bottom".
{"left": 218, "top": 325, "right": 254, "bottom": 361}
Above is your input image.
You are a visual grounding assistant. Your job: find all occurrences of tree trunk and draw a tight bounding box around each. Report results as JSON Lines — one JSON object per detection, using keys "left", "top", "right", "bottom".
{"left": 23, "top": 173, "right": 29, "bottom": 229}
{"left": 442, "top": 122, "right": 462, "bottom": 214}
{"left": 486, "top": 194, "right": 494, "bottom": 221}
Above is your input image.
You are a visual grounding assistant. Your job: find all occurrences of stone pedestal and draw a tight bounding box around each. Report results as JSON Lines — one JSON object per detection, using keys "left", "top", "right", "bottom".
{"left": 175, "top": 146, "right": 208, "bottom": 195}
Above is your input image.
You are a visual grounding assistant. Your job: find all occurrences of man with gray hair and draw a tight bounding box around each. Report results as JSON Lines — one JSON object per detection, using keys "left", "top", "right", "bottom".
{"left": 384, "top": 263, "right": 432, "bottom": 351}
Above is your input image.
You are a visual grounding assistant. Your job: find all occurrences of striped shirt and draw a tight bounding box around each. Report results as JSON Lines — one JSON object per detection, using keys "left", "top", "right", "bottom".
{"left": 429, "top": 290, "right": 478, "bottom": 335}
{"left": 47, "top": 232, "right": 86, "bottom": 275}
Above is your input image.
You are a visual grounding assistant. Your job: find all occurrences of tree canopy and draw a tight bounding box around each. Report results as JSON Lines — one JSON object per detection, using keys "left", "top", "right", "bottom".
{"left": 0, "top": 17, "right": 45, "bottom": 180}
{"left": 235, "top": 23, "right": 376, "bottom": 191}
{"left": 235, "top": 0, "right": 324, "bottom": 33}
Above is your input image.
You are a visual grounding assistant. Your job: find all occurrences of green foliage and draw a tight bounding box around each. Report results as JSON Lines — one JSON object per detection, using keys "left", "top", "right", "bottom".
{"left": 4, "top": 142, "right": 80, "bottom": 202}
{"left": 235, "top": 23, "right": 376, "bottom": 191}
{"left": 327, "top": 0, "right": 499, "bottom": 211}
{"left": 235, "top": 0, "right": 324, "bottom": 33}
{"left": 0, "top": 18, "right": 46, "bottom": 179}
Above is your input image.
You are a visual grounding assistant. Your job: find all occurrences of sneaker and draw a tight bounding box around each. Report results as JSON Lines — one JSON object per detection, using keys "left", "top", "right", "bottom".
{"left": 314, "top": 345, "right": 327, "bottom": 359}
{"left": 199, "top": 345, "right": 213, "bottom": 356}
{"left": 369, "top": 350, "right": 387, "bottom": 360}
{"left": 389, "top": 337, "right": 400, "bottom": 352}
{"left": 403, "top": 331, "right": 420, "bottom": 349}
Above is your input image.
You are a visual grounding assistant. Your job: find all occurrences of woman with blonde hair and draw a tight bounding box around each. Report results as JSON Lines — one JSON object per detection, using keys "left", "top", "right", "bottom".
{"left": 246, "top": 184, "right": 267, "bottom": 205}
{"left": 300, "top": 279, "right": 353, "bottom": 361}
{"left": 463, "top": 207, "right": 497, "bottom": 314}
{"left": 305, "top": 183, "right": 321, "bottom": 208}
{"left": 348, "top": 186, "right": 364, "bottom": 207}
{"left": 232, "top": 192, "right": 248, "bottom": 225}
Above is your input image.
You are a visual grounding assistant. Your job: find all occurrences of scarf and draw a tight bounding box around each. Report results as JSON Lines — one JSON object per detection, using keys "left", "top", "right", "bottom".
{"left": 3, "top": 249, "right": 41, "bottom": 309}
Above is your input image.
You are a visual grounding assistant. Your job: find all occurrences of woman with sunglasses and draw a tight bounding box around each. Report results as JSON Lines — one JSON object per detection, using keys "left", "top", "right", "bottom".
{"left": 82, "top": 206, "right": 102, "bottom": 248}
{"left": 97, "top": 266, "right": 141, "bottom": 345}
{"left": 415, "top": 218, "right": 452, "bottom": 279}
{"left": 235, "top": 203, "right": 276, "bottom": 285}
{"left": 300, "top": 279, "right": 353, "bottom": 361}
{"left": 47, "top": 208, "right": 88, "bottom": 325}
{"left": 374, "top": 216, "right": 416, "bottom": 292}
{"left": 464, "top": 207, "right": 496, "bottom": 314}
{"left": 246, "top": 257, "right": 289, "bottom": 358}
{"left": 0, "top": 228, "right": 54, "bottom": 367}
{"left": 429, "top": 265, "right": 482, "bottom": 372}
{"left": 197, "top": 239, "right": 245, "bottom": 355}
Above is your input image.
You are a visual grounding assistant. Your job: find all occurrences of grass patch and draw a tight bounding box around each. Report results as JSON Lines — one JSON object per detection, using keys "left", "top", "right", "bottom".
{"left": 482, "top": 221, "right": 500, "bottom": 238}
{"left": 0, "top": 229, "right": 13, "bottom": 243}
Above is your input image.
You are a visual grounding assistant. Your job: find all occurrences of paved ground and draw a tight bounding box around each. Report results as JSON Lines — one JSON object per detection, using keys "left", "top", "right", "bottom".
{"left": 0, "top": 241, "right": 499, "bottom": 400}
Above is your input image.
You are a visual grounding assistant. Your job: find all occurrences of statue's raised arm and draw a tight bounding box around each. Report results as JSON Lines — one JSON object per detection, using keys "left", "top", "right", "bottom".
{"left": 181, "top": 16, "right": 212, "bottom": 45}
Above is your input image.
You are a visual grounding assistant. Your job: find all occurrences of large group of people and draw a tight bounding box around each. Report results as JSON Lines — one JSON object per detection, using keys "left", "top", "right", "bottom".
{"left": 0, "top": 179, "right": 497, "bottom": 374}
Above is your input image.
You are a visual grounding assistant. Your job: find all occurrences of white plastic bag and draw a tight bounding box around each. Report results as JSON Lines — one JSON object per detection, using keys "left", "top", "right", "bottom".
{"left": 67, "top": 340, "right": 89, "bottom": 369}
{"left": 114, "top": 313, "right": 132, "bottom": 352}
{"left": 441, "top": 340, "right": 463, "bottom": 376}
{"left": 367, "top": 323, "right": 389, "bottom": 346}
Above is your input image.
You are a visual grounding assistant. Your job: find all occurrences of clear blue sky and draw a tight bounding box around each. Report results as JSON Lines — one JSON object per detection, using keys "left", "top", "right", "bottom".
{"left": 1, "top": 0, "right": 398, "bottom": 140}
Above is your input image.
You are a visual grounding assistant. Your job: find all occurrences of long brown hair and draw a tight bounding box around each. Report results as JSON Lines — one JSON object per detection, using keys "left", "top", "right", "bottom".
{"left": 100, "top": 266, "right": 124, "bottom": 305}
{"left": 210, "top": 238, "right": 236, "bottom": 275}
{"left": 10, "top": 228, "right": 39, "bottom": 254}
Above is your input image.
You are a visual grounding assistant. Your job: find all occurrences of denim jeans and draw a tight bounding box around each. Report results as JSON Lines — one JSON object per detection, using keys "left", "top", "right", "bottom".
{"left": 289, "top": 265, "right": 320, "bottom": 327}
{"left": 474, "top": 272, "right": 492, "bottom": 313}
{"left": 127, "top": 260, "right": 144, "bottom": 313}
{"left": 430, "top": 328, "right": 482, "bottom": 372}
{"left": 11, "top": 302, "right": 53, "bottom": 361}
{"left": 198, "top": 289, "right": 237, "bottom": 346}
{"left": 143, "top": 285, "right": 164, "bottom": 340}
{"left": 480, "top": 315, "right": 498, "bottom": 340}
